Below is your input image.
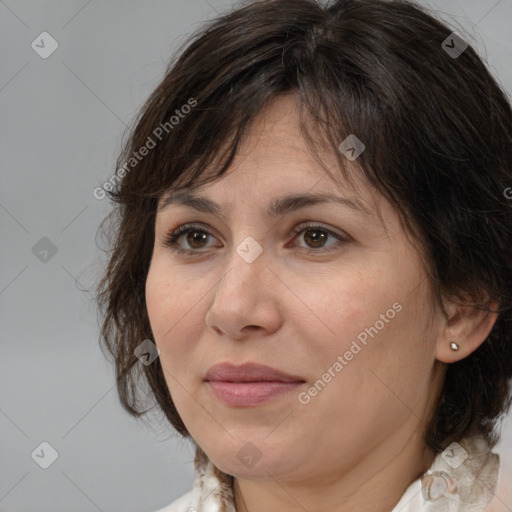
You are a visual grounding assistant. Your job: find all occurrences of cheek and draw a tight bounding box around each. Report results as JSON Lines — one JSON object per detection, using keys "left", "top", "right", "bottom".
{"left": 294, "top": 264, "right": 430, "bottom": 392}
{"left": 146, "top": 257, "right": 195, "bottom": 325}
{"left": 145, "top": 263, "right": 172, "bottom": 334}
{"left": 145, "top": 265, "right": 200, "bottom": 414}
{"left": 289, "top": 269, "right": 384, "bottom": 348}
{"left": 146, "top": 262, "right": 188, "bottom": 349}
{"left": 145, "top": 259, "right": 212, "bottom": 369}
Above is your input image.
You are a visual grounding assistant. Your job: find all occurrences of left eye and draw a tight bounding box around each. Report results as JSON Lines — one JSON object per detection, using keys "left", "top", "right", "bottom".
{"left": 162, "top": 223, "right": 347, "bottom": 254}
{"left": 290, "top": 224, "right": 346, "bottom": 251}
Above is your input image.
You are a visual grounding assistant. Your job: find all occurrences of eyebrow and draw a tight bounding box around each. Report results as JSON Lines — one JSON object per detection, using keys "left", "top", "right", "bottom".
{"left": 158, "top": 190, "right": 373, "bottom": 218}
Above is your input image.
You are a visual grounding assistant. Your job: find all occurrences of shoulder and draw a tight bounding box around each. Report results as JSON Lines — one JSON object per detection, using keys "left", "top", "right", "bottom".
{"left": 153, "top": 489, "right": 195, "bottom": 512}
{"left": 153, "top": 446, "right": 209, "bottom": 512}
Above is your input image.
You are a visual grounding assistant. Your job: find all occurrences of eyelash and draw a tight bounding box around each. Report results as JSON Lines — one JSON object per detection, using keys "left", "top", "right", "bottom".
{"left": 162, "top": 222, "right": 348, "bottom": 255}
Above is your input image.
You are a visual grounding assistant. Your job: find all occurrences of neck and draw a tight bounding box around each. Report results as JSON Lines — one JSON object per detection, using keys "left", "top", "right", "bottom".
{"left": 233, "top": 424, "right": 436, "bottom": 512}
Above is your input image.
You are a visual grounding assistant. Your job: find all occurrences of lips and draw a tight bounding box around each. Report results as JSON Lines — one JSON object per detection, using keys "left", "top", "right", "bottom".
{"left": 205, "top": 362, "right": 305, "bottom": 383}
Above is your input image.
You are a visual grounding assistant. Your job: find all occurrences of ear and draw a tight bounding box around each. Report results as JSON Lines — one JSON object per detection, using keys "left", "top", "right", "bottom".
{"left": 436, "top": 300, "right": 500, "bottom": 363}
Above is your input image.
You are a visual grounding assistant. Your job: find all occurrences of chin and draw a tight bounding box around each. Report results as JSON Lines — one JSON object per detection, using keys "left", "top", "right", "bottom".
{"left": 207, "top": 443, "right": 293, "bottom": 481}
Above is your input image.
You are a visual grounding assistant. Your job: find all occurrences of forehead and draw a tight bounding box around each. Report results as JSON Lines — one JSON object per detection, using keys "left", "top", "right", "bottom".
{"left": 156, "top": 94, "right": 386, "bottom": 225}
{"left": 158, "top": 188, "right": 374, "bottom": 217}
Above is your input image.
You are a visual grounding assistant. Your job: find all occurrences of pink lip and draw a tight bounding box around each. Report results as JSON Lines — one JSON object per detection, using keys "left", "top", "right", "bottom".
{"left": 207, "top": 381, "right": 304, "bottom": 406}
{"left": 205, "top": 362, "right": 305, "bottom": 383}
{"left": 204, "top": 362, "right": 305, "bottom": 407}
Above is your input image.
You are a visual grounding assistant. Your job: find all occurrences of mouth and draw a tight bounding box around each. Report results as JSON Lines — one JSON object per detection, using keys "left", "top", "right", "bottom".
{"left": 206, "top": 381, "right": 305, "bottom": 406}
{"left": 205, "top": 361, "right": 305, "bottom": 383}
{"left": 204, "top": 362, "right": 305, "bottom": 406}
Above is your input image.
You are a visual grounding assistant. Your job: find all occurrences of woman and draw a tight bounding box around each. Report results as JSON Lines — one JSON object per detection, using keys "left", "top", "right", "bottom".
{"left": 95, "top": 0, "right": 512, "bottom": 510}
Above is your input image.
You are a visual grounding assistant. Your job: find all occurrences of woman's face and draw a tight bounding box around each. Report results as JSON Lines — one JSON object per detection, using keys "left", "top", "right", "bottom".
{"left": 145, "top": 94, "right": 445, "bottom": 482}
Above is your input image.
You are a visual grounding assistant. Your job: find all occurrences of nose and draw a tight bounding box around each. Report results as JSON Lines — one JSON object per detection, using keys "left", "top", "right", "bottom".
{"left": 204, "top": 237, "right": 282, "bottom": 340}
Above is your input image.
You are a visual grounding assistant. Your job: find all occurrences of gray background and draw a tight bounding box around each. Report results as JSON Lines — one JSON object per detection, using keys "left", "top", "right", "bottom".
{"left": 1, "top": 1, "right": 512, "bottom": 511}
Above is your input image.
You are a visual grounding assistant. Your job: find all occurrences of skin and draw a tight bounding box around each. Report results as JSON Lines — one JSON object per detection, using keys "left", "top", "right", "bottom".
{"left": 145, "top": 94, "right": 498, "bottom": 512}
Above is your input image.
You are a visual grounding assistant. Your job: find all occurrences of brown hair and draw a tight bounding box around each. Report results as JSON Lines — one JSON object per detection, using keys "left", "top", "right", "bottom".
{"left": 95, "top": 0, "right": 512, "bottom": 453}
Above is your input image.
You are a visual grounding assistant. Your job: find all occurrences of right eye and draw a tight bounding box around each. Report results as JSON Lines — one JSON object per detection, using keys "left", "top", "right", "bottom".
{"left": 162, "top": 223, "right": 219, "bottom": 254}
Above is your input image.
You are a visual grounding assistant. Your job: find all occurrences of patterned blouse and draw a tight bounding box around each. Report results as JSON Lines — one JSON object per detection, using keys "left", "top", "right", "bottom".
{"left": 155, "top": 435, "right": 500, "bottom": 512}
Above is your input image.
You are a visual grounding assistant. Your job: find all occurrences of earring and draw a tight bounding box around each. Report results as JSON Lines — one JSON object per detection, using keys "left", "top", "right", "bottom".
{"left": 450, "top": 342, "right": 459, "bottom": 351}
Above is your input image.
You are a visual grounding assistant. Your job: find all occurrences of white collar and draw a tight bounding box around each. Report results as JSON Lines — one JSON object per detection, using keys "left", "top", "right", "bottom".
{"left": 187, "top": 435, "right": 499, "bottom": 512}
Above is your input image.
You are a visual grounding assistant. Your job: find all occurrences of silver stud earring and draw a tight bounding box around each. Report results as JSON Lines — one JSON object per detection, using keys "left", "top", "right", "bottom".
{"left": 450, "top": 342, "right": 459, "bottom": 351}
